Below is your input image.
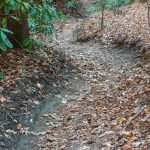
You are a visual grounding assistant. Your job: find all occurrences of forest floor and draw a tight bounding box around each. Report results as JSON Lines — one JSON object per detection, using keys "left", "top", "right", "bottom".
{"left": 0, "top": 3, "right": 150, "bottom": 150}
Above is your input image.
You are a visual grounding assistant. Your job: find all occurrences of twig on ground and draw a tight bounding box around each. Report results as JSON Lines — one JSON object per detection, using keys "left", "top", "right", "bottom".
{"left": 121, "top": 106, "right": 145, "bottom": 133}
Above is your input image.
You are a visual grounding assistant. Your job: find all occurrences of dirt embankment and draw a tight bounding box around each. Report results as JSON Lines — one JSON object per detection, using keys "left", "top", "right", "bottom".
{"left": 73, "top": 3, "right": 150, "bottom": 58}
{"left": 0, "top": 46, "right": 77, "bottom": 149}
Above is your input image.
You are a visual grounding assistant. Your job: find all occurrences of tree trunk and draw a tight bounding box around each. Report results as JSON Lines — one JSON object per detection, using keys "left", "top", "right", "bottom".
{"left": 100, "top": 0, "right": 105, "bottom": 30}
{"left": 146, "top": 0, "right": 150, "bottom": 31}
{"left": 7, "top": 13, "right": 29, "bottom": 47}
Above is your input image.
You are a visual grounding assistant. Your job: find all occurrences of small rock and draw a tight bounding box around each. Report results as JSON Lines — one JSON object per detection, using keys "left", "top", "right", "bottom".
{"left": 61, "top": 98, "right": 68, "bottom": 104}
{"left": 37, "top": 83, "right": 42, "bottom": 89}
{"left": 0, "top": 96, "right": 6, "bottom": 103}
{"left": 79, "top": 145, "right": 90, "bottom": 150}
{"left": 132, "top": 141, "right": 144, "bottom": 147}
{"left": 55, "top": 95, "right": 61, "bottom": 99}
{"left": 33, "top": 100, "right": 40, "bottom": 105}
{"left": 0, "top": 142, "right": 5, "bottom": 147}
{"left": 0, "top": 86, "right": 4, "bottom": 92}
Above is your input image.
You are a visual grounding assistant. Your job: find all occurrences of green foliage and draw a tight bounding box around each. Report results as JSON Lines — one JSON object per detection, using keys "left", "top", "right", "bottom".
{"left": 0, "top": 0, "right": 79, "bottom": 52}
{"left": 0, "top": 28, "right": 13, "bottom": 51}
{"left": 0, "top": 72, "right": 5, "bottom": 79}
{"left": 86, "top": 0, "right": 129, "bottom": 14}
{"left": 0, "top": 0, "right": 58, "bottom": 52}
{"left": 56, "top": 10, "right": 67, "bottom": 19}
{"left": 0, "top": 0, "right": 31, "bottom": 51}
{"left": 22, "top": 37, "right": 42, "bottom": 51}
{"left": 66, "top": 0, "right": 80, "bottom": 9}
{"left": 0, "top": 0, "right": 31, "bottom": 15}
{"left": 106, "top": 0, "right": 129, "bottom": 10}
{"left": 22, "top": 38, "right": 34, "bottom": 50}
{"left": 86, "top": 3, "right": 102, "bottom": 14}
{"left": 29, "top": 2, "right": 57, "bottom": 34}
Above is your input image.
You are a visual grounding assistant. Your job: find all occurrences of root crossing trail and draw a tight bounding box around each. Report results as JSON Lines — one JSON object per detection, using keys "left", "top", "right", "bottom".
{"left": 15, "top": 21, "right": 148, "bottom": 150}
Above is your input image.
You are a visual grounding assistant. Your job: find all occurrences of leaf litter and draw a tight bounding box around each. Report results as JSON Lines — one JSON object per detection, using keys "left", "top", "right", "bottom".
{"left": 0, "top": 3, "right": 150, "bottom": 150}
{"left": 31, "top": 16, "right": 149, "bottom": 149}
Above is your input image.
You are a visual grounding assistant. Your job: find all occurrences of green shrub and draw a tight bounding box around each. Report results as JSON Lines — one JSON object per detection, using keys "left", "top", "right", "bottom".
{"left": 0, "top": 0, "right": 77, "bottom": 52}
{"left": 86, "top": 0, "right": 129, "bottom": 14}
{"left": 29, "top": 2, "right": 57, "bottom": 34}
{"left": 106, "top": 0, "right": 129, "bottom": 10}
{"left": 66, "top": 0, "right": 80, "bottom": 9}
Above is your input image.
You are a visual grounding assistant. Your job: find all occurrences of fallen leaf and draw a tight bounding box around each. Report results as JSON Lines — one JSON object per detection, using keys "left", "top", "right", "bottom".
{"left": 16, "top": 123, "right": 22, "bottom": 130}
{"left": 119, "top": 117, "right": 127, "bottom": 125}
{"left": 0, "top": 96, "right": 6, "bottom": 103}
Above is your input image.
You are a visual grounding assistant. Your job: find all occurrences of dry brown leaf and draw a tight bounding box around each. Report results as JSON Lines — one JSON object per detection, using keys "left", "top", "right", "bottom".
{"left": 119, "top": 117, "right": 127, "bottom": 125}
{"left": 0, "top": 96, "right": 6, "bottom": 103}
{"left": 16, "top": 123, "right": 22, "bottom": 130}
{"left": 121, "top": 144, "right": 132, "bottom": 150}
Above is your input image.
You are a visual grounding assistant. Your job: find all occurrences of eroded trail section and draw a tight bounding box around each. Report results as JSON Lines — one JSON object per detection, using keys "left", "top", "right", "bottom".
{"left": 32, "top": 23, "right": 149, "bottom": 149}
{"left": 5, "top": 20, "right": 149, "bottom": 150}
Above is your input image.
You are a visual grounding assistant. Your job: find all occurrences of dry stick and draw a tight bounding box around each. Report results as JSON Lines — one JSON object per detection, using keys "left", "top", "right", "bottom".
{"left": 121, "top": 106, "right": 145, "bottom": 133}
{"left": 116, "top": 107, "right": 145, "bottom": 149}
{"left": 10, "top": 35, "right": 27, "bottom": 51}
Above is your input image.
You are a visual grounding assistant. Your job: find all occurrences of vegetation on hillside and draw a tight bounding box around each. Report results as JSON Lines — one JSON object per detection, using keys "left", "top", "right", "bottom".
{"left": 1, "top": 0, "right": 149, "bottom": 52}
{"left": 0, "top": 0, "right": 80, "bottom": 52}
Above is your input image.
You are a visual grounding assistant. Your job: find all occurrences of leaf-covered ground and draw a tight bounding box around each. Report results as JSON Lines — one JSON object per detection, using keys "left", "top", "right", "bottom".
{"left": 0, "top": 46, "right": 78, "bottom": 149}
{"left": 0, "top": 3, "right": 150, "bottom": 150}
{"left": 29, "top": 19, "right": 149, "bottom": 149}
{"left": 74, "top": 3, "right": 150, "bottom": 59}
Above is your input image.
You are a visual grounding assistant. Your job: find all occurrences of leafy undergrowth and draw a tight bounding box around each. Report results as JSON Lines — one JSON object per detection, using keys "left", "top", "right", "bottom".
{"left": 73, "top": 3, "right": 150, "bottom": 59}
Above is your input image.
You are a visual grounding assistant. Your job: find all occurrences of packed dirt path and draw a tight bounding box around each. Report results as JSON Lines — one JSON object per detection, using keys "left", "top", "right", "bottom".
{"left": 3, "top": 20, "right": 149, "bottom": 150}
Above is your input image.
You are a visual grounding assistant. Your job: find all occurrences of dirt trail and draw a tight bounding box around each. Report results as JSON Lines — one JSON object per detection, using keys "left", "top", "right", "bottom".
{"left": 2, "top": 20, "right": 149, "bottom": 150}
{"left": 13, "top": 21, "right": 138, "bottom": 150}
